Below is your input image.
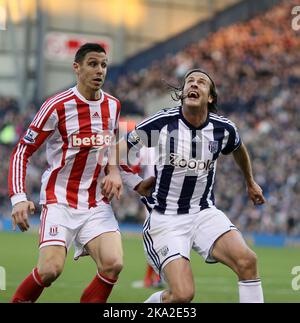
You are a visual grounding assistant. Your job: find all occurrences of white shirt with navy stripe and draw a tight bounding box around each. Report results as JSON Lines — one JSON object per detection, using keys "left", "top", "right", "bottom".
{"left": 127, "top": 106, "right": 241, "bottom": 215}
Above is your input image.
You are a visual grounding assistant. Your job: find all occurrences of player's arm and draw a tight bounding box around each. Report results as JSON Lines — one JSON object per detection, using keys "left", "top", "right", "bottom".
{"left": 101, "top": 167, "right": 123, "bottom": 201}
{"left": 11, "top": 201, "right": 35, "bottom": 232}
{"left": 9, "top": 129, "right": 53, "bottom": 231}
{"left": 102, "top": 105, "right": 161, "bottom": 200}
{"left": 122, "top": 114, "right": 162, "bottom": 196}
{"left": 8, "top": 106, "right": 57, "bottom": 232}
{"left": 134, "top": 176, "right": 156, "bottom": 196}
{"left": 100, "top": 107, "right": 123, "bottom": 201}
{"left": 119, "top": 163, "right": 155, "bottom": 197}
{"left": 232, "top": 143, "right": 266, "bottom": 206}
{"left": 101, "top": 135, "right": 155, "bottom": 199}
{"left": 221, "top": 119, "right": 265, "bottom": 206}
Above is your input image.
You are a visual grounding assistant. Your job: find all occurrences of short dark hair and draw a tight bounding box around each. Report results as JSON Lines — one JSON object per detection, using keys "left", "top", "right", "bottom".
{"left": 74, "top": 43, "right": 106, "bottom": 63}
{"left": 167, "top": 69, "right": 218, "bottom": 113}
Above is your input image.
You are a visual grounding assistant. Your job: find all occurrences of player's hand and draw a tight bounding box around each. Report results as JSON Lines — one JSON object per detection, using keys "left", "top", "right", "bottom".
{"left": 135, "top": 176, "right": 156, "bottom": 197}
{"left": 101, "top": 168, "right": 123, "bottom": 201}
{"left": 247, "top": 181, "right": 266, "bottom": 206}
{"left": 11, "top": 201, "right": 35, "bottom": 232}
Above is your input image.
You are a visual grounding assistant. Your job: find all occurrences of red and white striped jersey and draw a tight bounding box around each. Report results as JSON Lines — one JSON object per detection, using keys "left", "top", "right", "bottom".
{"left": 8, "top": 86, "right": 142, "bottom": 209}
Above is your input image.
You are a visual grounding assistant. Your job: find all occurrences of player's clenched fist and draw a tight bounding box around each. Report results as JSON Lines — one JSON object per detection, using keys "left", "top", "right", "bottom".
{"left": 11, "top": 201, "right": 35, "bottom": 232}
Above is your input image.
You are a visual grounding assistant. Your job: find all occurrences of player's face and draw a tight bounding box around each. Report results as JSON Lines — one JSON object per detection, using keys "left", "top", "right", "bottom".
{"left": 182, "top": 72, "right": 213, "bottom": 109}
{"left": 74, "top": 51, "right": 108, "bottom": 92}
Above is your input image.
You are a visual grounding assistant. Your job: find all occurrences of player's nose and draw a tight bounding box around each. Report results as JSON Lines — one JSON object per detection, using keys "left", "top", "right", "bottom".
{"left": 95, "top": 65, "right": 104, "bottom": 75}
{"left": 97, "top": 68, "right": 104, "bottom": 76}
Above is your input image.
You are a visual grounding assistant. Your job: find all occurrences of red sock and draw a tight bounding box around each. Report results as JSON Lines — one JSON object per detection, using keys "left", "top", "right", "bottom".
{"left": 80, "top": 272, "right": 117, "bottom": 303}
{"left": 153, "top": 271, "right": 161, "bottom": 284}
{"left": 11, "top": 268, "right": 48, "bottom": 303}
{"left": 146, "top": 264, "right": 154, "bottom": 278}
{"left": 144, "top": 264, "right": 154, "bottom": 287}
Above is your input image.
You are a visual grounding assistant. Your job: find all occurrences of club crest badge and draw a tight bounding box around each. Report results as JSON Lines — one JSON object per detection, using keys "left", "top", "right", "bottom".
{"left": 49, "top": 225, "right": 58, "bottom": 236}
{"left": 159, "top": 246, "right": 169, "bottom": 257}
{"left": 208, "top": 140, "right": 219, "bottom": 154}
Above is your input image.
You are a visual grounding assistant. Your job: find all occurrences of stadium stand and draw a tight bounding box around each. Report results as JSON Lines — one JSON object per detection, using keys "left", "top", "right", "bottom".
{"left": 0, "top": 0, "right": 299, "bottom": 236}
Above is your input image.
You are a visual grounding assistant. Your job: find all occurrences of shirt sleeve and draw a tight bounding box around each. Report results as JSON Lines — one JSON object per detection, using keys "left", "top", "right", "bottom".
{"left": 119, "top": 164, "right": 143, "bottom": 191}
{"left": 127, "top": 110, "right": 168, "bottom": 149}
{"left": 8, "top": 107, "right": 58, "bottom": 205}
{"left": 114, "top": 99, "right": 121, "bottom": 135}
{"left": 221, "top": 121, "right": 242, "bottom": 155}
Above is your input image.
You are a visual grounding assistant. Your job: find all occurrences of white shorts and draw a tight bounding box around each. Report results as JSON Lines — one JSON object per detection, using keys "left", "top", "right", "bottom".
{"left": 143, "top": 207, "right": 237, "bottom": 274}
{"left": 39, "top": 202, "right": 119, "bottom": 260}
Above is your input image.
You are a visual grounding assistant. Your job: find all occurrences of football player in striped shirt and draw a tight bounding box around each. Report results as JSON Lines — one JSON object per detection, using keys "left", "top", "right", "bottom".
{"left": 8, "top": 43, "right": 151, "bottom": 303}
{"left": 127, "top": 69, "right": 266, "bottom": 303}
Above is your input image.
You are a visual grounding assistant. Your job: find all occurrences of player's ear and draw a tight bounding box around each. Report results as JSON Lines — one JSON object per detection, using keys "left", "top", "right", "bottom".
{"left": 73, "top": 61, "right": 80, "bottom": 74}
{"left": 208, "top": 95, "right": 213, "bottom": 104}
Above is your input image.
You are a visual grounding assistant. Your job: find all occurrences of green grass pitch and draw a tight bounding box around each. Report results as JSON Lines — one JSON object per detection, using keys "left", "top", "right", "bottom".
{"left": 0, "top": 231, "right": 299, "bottom": 303}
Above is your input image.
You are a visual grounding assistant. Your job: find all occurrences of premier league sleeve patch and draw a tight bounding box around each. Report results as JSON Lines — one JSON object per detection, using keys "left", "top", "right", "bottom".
{"left": 127, "top": 130, "right": 144, "bottom": 148}
{"left": 23, "top": 128, "right": 38, "bottom": 144}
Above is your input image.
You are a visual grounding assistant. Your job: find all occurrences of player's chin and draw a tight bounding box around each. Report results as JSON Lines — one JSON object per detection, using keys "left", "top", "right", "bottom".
{"left": 91, "top": 84, "right": 102, "bottom": 91}
{"left": 90, "top": 82, "right": 102, "bottom": 91}
{"left": 184, "top": 98, "right": 201, "bottom": 107}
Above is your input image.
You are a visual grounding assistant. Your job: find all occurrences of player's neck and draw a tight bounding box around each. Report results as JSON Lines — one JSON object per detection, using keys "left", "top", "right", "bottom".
{"left": 76, "top": 84, "right": 101, "bottom": 101}
{"left": 182, "top": 104, "right": 208, "bottom": 128}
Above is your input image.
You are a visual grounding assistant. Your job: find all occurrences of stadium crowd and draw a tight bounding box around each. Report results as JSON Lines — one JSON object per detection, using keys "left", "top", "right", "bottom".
{"left": 0, "top": 0, "right": 299, "bottom": 235}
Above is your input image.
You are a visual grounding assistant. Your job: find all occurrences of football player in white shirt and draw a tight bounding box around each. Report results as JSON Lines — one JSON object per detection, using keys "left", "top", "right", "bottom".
{"left": 127, "top": 69, "right": 266, "bottom": 303}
